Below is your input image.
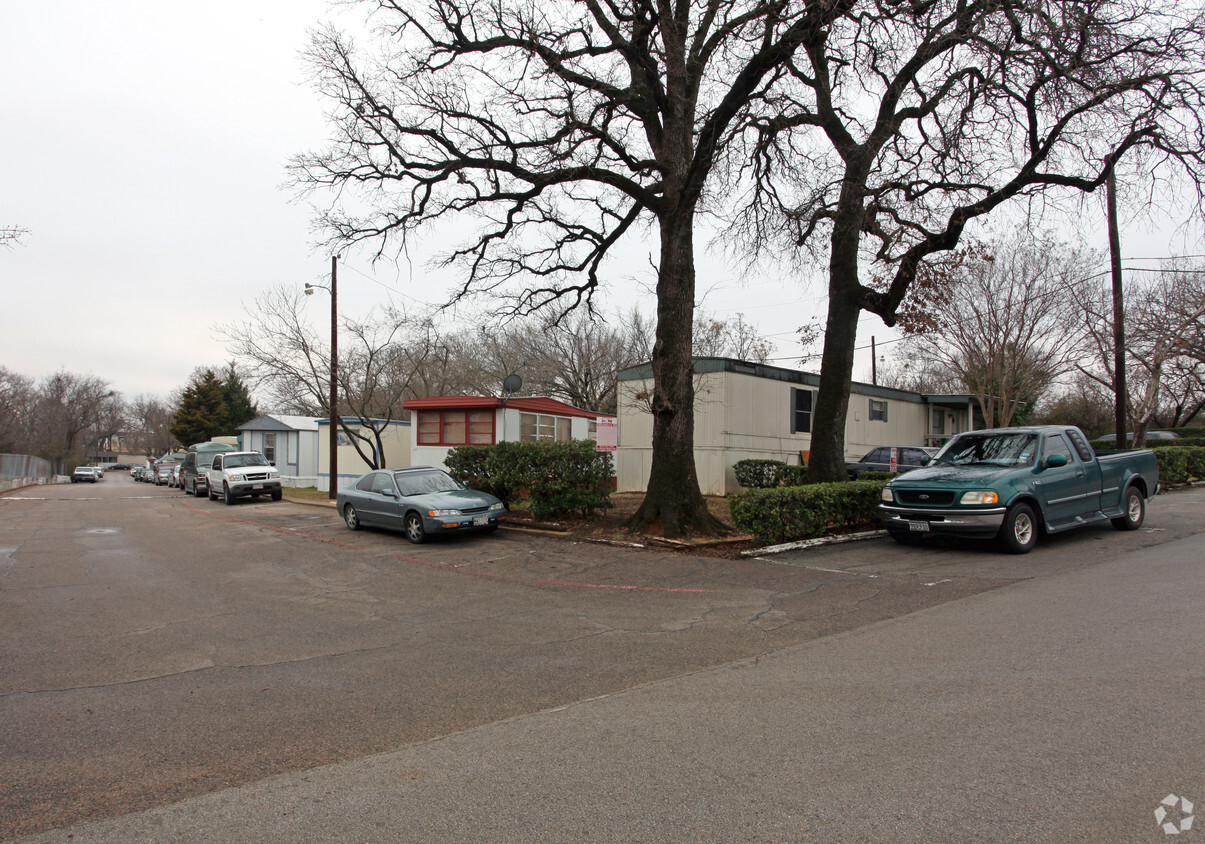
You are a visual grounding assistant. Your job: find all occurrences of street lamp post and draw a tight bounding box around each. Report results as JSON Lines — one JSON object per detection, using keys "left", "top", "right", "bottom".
{"left": 305, "top": 255, "right": 339, "bottom": 499}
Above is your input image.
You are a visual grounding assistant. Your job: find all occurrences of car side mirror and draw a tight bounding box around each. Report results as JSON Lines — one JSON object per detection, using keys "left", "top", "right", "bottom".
{"left": 383, "top": 489, "right": 398, "bottom": 498}
{"left": 1045, "top": 453, "right": 1069, "bottom": 468}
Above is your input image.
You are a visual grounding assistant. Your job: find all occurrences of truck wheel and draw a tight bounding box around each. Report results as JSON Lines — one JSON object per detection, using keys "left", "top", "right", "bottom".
{"left": 404, "top": 512, "right": 427, "bottom": 544}
{"left": 271, "top": 489, "right": 283, "bottom": 502}
{"left": 1111, "top": 486, "right": 1145, "bottom": 531}
{"left": 998, "top": 502, "right": 1038, "bottom": 554}
{"left": 207, "top": 485, "right": 217, "bottom": 501}
{"left": 223, "top": 483, "right": 235, "bottom": 505}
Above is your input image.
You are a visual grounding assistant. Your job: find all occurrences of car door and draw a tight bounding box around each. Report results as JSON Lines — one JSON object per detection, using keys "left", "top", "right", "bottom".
{"left": 1035, "top": 432, "right": 1090, "bottom": 528}
{"left": 369, "top": 471, "right": 403, "bottom": 527}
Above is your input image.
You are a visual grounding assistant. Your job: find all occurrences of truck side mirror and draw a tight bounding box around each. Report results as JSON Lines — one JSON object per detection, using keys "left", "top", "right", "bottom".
{"left": 1045, "top": 453, "right": 1069, "bottom": 468}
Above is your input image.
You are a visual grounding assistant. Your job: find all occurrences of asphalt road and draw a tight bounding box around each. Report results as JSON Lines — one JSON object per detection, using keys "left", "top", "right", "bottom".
{"left": 3, "top": 477, "right": 1204, "bottom": 842}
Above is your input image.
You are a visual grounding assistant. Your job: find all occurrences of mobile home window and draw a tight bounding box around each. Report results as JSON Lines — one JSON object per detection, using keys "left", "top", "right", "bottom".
{"left": 931, "top": 408, "right": 946, "bottom": 436}
{"left": 869, "top": 399, "right": 888, "bottom": 422}
{"left": 417, "top": 410, "right": 495, "bottom": 446}
{"left": 262, "top": 432, "right": 276, "bottom": 463}
{"left": 790, "top": 388, "right": 814, "bottom": 434}
{"left": 521, "top": 413, "right": 571, "bottom": 442}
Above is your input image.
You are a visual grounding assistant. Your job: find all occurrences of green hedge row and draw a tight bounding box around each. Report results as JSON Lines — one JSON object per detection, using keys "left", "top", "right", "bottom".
{"left": 1147, "top": 446, "right": 1205, "bottom": 484}
{"left": 443, "top": 440, "right": 614, "bottom": 520}
{"left": 729, "top": 480, "right": 885, "bottom": 545}
{"left": 732, "top": 458, "right": 809, "bottom": 488}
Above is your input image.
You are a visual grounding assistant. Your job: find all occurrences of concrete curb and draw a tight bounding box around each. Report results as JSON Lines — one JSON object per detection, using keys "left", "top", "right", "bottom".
{"left": 741, "top": 529, "right": 885, "bottom": 557}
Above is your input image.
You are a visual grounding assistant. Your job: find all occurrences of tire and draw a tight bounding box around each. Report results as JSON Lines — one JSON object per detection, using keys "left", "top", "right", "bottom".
{"left": 998, "top": 502, "right": 1039, "bottom": 554}
{"left": 271, "top": 489, "right": 283, "bottom": 502}
{"left": 343, "top": 504, "right": 361, "bottom": 531}
{"left": 1111, "top": 486, "right": 1145, "bottom": 531}
{"left": 404, "top": 512, "right": 427, "bottom": 544}
{"left": 223, "top": 483, "right": 235, "bottom": 505}
{"left": 208, "top": 484, "right": 218, "bottom": 502}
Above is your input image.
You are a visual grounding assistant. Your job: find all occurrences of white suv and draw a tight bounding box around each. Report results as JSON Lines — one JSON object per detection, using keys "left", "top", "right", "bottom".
{"left": 206, "top": 451, "right": 283, "bottom": 504}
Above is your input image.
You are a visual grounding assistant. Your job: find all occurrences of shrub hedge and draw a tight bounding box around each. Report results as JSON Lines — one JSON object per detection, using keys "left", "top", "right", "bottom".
{"left": 729, "top": 480, "right": 885, "bottom": 545}
{"left": 1085, "top": 441, "right": 1205, "bottom": 484}
{"left": 444, "top": 440, "right": 614, "bottom": 519}
{"left": 732, "top": 458, "right": 809, "bottom": 488}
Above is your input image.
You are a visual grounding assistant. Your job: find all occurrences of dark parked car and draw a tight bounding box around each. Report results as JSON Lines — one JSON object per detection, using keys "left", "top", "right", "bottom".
{"left": 1097, "top": 431, "right": 1179, "bottom": 442}
{"left": 337, "top": 466, "right": 507, "bottom": 544}
{"left": 846, "top": 446, "right": 938, "bottom": 479}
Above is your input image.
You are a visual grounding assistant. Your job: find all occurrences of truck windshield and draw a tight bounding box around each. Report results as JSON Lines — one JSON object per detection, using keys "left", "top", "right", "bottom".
{"left": 934, "top": 433, "right": 1038, "bottom": 467}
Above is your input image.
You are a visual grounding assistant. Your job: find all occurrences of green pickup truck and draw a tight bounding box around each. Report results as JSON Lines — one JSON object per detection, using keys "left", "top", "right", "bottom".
{"left": 879, "top": 425, "right": 1159, "bottom": 554}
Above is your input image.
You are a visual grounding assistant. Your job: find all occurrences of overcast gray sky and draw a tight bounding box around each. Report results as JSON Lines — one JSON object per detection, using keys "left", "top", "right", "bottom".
{"left": 3, "top": 2, "right": 1200, "bottom": 404}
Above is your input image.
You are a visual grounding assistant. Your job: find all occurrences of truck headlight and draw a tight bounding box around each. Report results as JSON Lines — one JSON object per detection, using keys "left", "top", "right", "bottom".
{"left": 959, "top": 490, "right": 999, "bottom": 505}
{"left": 880, "top": 487, "right": 895, "bottom": 503}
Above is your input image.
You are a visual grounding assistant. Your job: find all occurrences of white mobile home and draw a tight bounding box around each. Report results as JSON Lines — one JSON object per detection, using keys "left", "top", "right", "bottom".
{"left": 238, "top": 415, "right": 321, "bottom": 488}
{"left": 616, "top": 358, "right": 975, "bottom": 495}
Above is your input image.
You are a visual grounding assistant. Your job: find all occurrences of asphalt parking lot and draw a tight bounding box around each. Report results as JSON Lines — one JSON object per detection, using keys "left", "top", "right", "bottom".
{"left": 3, "top": 479, "right": 1203, "bottom": 840}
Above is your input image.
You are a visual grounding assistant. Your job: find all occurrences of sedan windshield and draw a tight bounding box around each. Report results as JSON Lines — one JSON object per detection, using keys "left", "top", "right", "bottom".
{"left": 395, "top": 470, "right": 461, "bottom": 496}
{"left": 934, "top": 433, "right": 1038, "bottom": 467}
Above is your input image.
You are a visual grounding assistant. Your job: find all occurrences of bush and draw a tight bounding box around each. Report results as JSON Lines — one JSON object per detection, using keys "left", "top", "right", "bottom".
{"left": 445, "top": 440, "right": 613, "bottom": 519}
{"left": 1149, "top": 446, "right": 1205, "bottom": 484}
{"left": 733, "top": 459, "right": 787, "bottom": 488}
{"left": 732, "top": 459, "right": 809, "bottom": 488}
{"left": 729, "top": 480, "right": 885, "bottom": 545}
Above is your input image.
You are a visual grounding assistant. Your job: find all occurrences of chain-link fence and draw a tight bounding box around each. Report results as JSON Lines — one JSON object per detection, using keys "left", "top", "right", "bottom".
{"left": 1, "top": 453, "right": 54, "bottom": 492}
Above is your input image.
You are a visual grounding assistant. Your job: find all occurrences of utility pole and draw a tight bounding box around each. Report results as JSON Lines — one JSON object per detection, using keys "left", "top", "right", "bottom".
{"left": 329, "top": 255, "right": 338, "bottom": 499}
{"left": 1106, "top": 170, "right": 1127, "bottom": 444}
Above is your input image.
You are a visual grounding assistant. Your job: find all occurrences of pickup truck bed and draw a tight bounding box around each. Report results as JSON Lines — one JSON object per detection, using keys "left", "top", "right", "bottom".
{"left": 879, "top": 425, "right": 1159, "bottom": 554}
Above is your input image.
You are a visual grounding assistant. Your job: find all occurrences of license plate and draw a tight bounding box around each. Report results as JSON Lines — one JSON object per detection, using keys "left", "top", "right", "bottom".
{"left": 473, "top": 515, "right": 488, "bottom": 526}
{"left": 252, "top": 484, "right": 263, "bottom": 490}
{"left": 908, "top": 521, "right": 930, "bottom": 533}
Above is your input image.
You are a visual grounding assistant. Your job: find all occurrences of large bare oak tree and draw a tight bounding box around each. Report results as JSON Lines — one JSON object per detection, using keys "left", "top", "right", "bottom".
{"left": 738, "top": 0, "right": 1205, "bottom": 479}
{"left": 292, "top": 0, "right": 826, "bottom": 537}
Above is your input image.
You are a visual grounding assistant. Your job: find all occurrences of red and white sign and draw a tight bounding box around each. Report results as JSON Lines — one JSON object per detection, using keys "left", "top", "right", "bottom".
{"left": 595, "top": 417, "right": 618, "bottom": 451}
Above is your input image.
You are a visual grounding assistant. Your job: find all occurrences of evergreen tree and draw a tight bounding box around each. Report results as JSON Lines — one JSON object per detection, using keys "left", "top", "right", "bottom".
{"left": 171, "top": 370, "right": 228, "bottom": 447}
{"left": 219, "top": 363, "right": 257, "bottom": 435}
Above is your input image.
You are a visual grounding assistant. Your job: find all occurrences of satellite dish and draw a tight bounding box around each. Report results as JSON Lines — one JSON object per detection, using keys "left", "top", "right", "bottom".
{"left": 502, "top": 373, "right": 523, "bottom": 395}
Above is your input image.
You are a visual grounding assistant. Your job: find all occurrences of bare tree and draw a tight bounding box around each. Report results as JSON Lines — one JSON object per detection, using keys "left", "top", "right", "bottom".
{"left": 738, "top": 0, "right": 1205, "bottom": 480}
{"left": 221, "top": 285, "right": 450, "bottom": 468}
{"left": 126, "top": 395, "right": 178, "bottom": 458}
{"left": 894, "top": 233, "right": 1089, "bottom": 427}
{"left": 693, "top": 312, "right": 773, "bottom": 363}
{"left": 292, "top": 1, "right": 830, "bottom": 538}
{"left": 0, "top": 226, "right": 28, "bottom": 249}
{"left": 1074, "top": 264, "right": 1205, "bottom": 446}
{"left": 0, "top": 367, "right": 35, "bottom": 453}
{"left": 27, "top": 371, "right": 119, "bottom": 473}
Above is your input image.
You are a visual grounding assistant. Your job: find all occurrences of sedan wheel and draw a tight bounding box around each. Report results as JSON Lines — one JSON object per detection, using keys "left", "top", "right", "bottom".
{"left": 404, "top": 512, "right": 426, "bottom": 544}
{"left": 343, "top": 504, "right": 360, "bottom": 531}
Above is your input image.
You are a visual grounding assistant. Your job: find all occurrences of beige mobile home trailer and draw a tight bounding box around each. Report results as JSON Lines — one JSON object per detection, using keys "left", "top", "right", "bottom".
{"left": 615, "top": 358, "right": 975, "bottom": 495}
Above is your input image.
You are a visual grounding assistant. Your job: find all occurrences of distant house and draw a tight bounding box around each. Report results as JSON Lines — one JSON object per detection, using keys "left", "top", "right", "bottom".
{"left": 401, "top": 396, "right": 616, "bottom": 470}
{"left": 238, "top": 415, "right": 321, "bottom": 488}
{"left": 616, "top": 357, "right": 976, "bottom": 495}
{"left": 316, "top": 417, "right": 412, "bottom": 492}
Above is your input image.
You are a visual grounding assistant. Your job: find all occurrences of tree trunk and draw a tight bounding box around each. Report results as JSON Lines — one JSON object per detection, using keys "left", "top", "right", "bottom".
{"left": 805, "top": 206, "right": 865, "bottom": 483}
{"left": 625, "top": 210, "right": 727, "bottom": 539}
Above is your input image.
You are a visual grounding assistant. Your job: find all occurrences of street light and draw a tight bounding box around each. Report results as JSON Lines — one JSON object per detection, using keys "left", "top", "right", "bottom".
{"left": 305, "top": 255, "right": 339, "bottom": 499}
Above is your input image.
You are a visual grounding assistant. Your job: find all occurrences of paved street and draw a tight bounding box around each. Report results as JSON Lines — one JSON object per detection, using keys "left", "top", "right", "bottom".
{"left": 3, "top": 478, "right": 1204, "bottom": 842}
